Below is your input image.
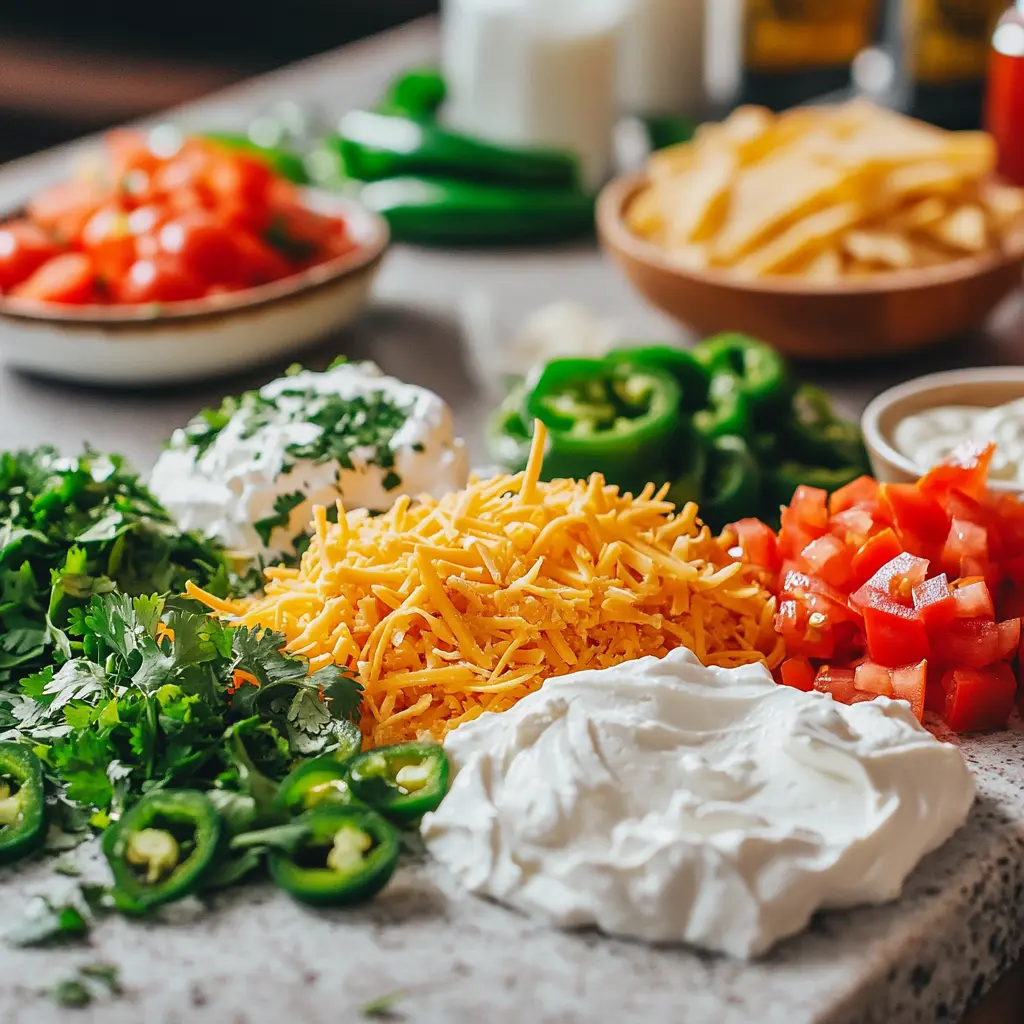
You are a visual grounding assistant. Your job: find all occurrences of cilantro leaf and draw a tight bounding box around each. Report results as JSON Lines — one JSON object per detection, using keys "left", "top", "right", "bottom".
{"left": 252, "top": 491, "right": 306, "bottom": 548}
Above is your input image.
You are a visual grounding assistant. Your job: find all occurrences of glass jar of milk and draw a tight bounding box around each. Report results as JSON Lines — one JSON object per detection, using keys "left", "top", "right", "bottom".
{"left": 618, "top": 0, "right": 708, "bottom": 116}
{"left": 442, "top": 0, "right": 626, "bottom": 191}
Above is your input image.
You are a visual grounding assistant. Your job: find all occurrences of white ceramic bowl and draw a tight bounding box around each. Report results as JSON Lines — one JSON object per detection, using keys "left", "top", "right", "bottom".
{"left": 0, "top": 190, "right": 389, "bottom": 386}
{"left": 861, "top": 367, "right": 1024, "bottom": 492}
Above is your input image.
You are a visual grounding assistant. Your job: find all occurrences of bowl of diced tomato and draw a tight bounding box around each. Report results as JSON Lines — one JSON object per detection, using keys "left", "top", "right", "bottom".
{"left": 0, "top": 130, "right": 389, "bottom": 385}
{"left": 726, "top": 442, "right": 1024, "bottom": 735}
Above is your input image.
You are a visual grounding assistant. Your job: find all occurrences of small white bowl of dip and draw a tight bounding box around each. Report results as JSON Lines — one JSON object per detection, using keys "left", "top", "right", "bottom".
{"left": 862, "top": 367, "right": 1024, "bottom": 492}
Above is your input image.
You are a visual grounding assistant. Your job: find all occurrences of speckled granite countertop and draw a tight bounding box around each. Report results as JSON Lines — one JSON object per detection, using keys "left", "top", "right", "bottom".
{"left": 0, "top": 729, "right": 1019, "bottom": 1024}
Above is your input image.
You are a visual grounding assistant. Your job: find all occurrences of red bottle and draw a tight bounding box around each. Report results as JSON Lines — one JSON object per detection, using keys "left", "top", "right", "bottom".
{"left": 987, "top": 2, "right": 1024, "bottom": 185}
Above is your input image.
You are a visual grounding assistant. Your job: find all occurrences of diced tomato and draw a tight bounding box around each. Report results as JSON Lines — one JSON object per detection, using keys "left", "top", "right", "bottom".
{"left": 0, "top": 221, "right": 60, "bottom": 290}
{"left": 944, "top": 490, "right": 1004, "bottom": 560}
{"left": 814, "top": 665, "right": 875, "bottom": 705}
{"left": 950, "top": 578, "right": 995, "bottom": 620}
{"left": 879, "top": 482, "right": 949, "bottom": 558}
{"left": 829, "top": 506, "right": 876, "bottom": 550}
{"left": 10, "top": 253, "right": 98, "bottom": 303}
{"left": 1002, "top": 554, "right": 1024, "bottom": 587}
{"left": 919, "top": 442, "right": 995, "bottom": 502}
{"left": 943, "top": 662, "right": 1018, "bottom": 732}
{"left": 774, "top": 598, "right": 836, "bottom": 659}
{"left": 891, "top": 660, "right": 928, "bottom": 721}
{"left": 231, "top": 231, "right": 292, "bottom": 286}
{"left": 799, "top": 534, "right": 854, "bottom": 589}
{"left": 829, "top": 475, "right": 880, "bottom": 516}
{"left": 80, "top": 204, "right": 136, "bottom": 282}
{"left": 851, "top": 552, "right": 930, "bottom": 607}
{"left": 930, "top": 618, "right": 1020, "bottom": 669}
{"left": 858, "top": 589, "right": 931, "bottom": 666}
{"left": 26, "top": 178, "right": 99, "bottom": 242}
{"left": 728, "top": 518, "right": 780, "bottom": 573}
{"left": 790, "top": 485, "right": 829, "bottom": 532}
{"left": 912, "top": 574, "right": 957, "bottom": 631}
{"left": 116, "top": 257, "right": 204, "bottom": 304}
{"left": 850, "top": 528, "right": 904, "bottom": 589}
{"left": 779, "top": 568, "right": 859, "bottom": 624}
{"left": 779, "top": 656, "right": 815, "bottom": 692}
{"left": 855, "top": 660, "right": 894, "bottom": 696}
{"left": 158, "top": 212, "right": 243, "bottom": 285}
{"left": 942, "top": 517, "right": 989, "bottom": 576}
{"left": 996, "top": 578, "right": 1024, "bottom": 621}
{"left": 925, "top": 662, "right": 948, "bottom": 714}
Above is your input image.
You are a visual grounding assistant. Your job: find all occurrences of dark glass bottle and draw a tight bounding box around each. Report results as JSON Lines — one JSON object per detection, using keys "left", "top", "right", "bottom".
{"left": 890, "top": 0, "right": 1006, "bottom": 129}
{"left": 738, "top": 0, "right": 879, "bottom": 110}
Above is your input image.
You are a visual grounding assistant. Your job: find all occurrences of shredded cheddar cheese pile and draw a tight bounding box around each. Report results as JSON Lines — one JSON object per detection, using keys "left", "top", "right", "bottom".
{"left": 190, "top": 424, "right": 782, "bottom": 746}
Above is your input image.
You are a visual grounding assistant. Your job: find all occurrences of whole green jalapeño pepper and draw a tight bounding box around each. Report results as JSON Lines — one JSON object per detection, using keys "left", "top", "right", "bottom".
{"left": 332, "top": 111, "right": 580, "bottom": 189}
{"left": 102, "top": 790, "right": 224, "bottom": 913}
{"left": 360, "top": 177, "right": 594, "bottom": 245}
{"left": 0, "top": 743, "right": 46, "bottom": 865}
{"left": 376, "top": 67, "right": 447, "bottom": 121}
{"left": 525, "top": 358, "right": 681, "bottom": 491}
{"left": 699, "top": 436, "right": 761, "bottom": 532}
{"left": 605, "top": 345, "right": 710, "bottom": 410}
{"left": 693, "top": 333, "right": 791, "bottom": 419}
{"left": 344, "top": 741, "right": 450, "bottom": 822}
{"left": 692, "top": 373, "right": 751, "bottom": 441}
{"left": 276, "top": 757, "right": 354, "bottom": 816}
{"left": 268, "top": 806, "right": 399, "bottom": 907}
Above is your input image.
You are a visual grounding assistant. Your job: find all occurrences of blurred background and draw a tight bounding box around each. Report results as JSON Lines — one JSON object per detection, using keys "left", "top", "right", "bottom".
{"left": 0, "top": 0, "right": 439, "bottom": 162}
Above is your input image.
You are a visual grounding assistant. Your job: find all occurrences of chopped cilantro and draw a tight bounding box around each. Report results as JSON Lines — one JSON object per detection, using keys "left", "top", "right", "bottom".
{"left": 252, "top": 491, "right": 306, "bottom": 548}
{"left": 0, "top": 447, "right": 231, "bottom": 690}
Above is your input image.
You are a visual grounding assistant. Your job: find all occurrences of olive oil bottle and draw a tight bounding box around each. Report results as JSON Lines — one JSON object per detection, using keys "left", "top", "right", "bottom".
{"left": 888, "top": 0, "right": 1007, "bottom": 128}
{"left": 739, "top": 0, "right": 880, "bottom": 110}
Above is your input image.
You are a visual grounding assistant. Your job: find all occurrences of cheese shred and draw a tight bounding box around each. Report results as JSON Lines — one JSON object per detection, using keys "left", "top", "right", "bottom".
{"left": 189, "top": 422, "right": 783, "bottom": 746}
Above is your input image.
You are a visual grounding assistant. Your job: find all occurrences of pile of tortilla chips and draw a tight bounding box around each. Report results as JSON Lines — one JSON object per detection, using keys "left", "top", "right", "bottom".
{"left": 627, "top": 101, "right": 1024, "bottom": 280}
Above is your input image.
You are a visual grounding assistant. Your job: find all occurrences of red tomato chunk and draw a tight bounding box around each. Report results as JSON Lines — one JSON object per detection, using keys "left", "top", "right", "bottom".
{"left": 738, "top": 441, "right": 1023, "bottom": 733}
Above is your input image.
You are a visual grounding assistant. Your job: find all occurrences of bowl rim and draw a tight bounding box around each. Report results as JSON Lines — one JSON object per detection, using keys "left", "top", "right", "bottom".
{"left": 861, "top": 366, "right": 1024, "bottom": 491}
{"left": 597, "top": 173, "right": 1024, "bottom": 296}
{"left": 0, "top": 188, "right": 390, "bottom": 328}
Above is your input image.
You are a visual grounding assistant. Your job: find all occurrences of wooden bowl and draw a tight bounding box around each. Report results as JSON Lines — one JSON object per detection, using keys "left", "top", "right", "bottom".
{"left": 0, "top": 190, "right": 389, "bottom": 387}
{"left": 597, "top": 174, "right": 1024, "bottom": 361}
{"left": 862, "top": 367, "right": 1024, "bottom": 493}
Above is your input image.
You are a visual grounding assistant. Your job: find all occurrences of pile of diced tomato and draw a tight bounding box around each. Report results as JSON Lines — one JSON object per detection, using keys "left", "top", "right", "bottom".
{"left": 0, "top": 130, "right": 356, "bottom": 306}
{"left": 726, "top": 443, "right": 1024, "bottom": 733}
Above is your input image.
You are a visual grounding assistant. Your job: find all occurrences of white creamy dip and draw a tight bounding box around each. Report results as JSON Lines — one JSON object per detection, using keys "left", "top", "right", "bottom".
{"left": 150, "top": 362, "right": 469, "bottom": 559}
{"left": 421, "top": 648, "right": 974, "bottom": 958}
{"left": 893, "top": 398, "right": 1024, "bottom": 484}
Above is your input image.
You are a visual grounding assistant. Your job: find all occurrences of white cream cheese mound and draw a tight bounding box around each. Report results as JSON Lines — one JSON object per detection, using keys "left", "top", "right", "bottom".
{"left": 421, "top": 648, "right": 975, "bottom": 959}
{"left": 150, "top": 362, "right": 469, "bottom": 558}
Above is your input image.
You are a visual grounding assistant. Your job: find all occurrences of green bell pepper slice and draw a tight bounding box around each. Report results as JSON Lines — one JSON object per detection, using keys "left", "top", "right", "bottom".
{"left": 360, "top": 176, "right": 594, "bottom": 246}
{"left": 102, "top": 790, "right": 224, "bottom": 914}
{"left": 782, "top": 384, "right": 870, "bottom": 470}
{"left": 376, "top": 67, "right": 447, "bottom": 121}
{"left": 275, "top": 757, "right": 355, "bottom": 816}
{"left": 199, "top": 132, "right": 309, "bottom": 184}
{"left": 605, "top": 345, "right": 710, "bottom": 410}
{"left": 693, "top": 373, "right": 752, "bottom": 441}
{"left": 525, "top": 358, "right": 682, "bottom": 490}
{"left": 693, "top": 333, "right": 791, "bottom": 418}
{"left": 0, "top": 743, "right": 46, "bottom": 865}
{"left": 268, "top": 806, "right": 399, "bottom": 907}
{"left": 344, "top": 741, "right": 450, "bottom": 823}
{"left": 699, "top": 436, "right": 761, "bottom": 532}
{"left": 331, "top": 111, "right": 580, "bottom": 189}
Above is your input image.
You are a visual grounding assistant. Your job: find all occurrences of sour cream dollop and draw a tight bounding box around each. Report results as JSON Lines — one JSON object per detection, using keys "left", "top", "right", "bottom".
{"left": 422, "top": 649, "right": 975, "bottom": 958}
{"left": 150, "top": 362, "right": 469, "bottom": 558}
{"left": 893, "top": 398, "right": 1024, "bottom": 484}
